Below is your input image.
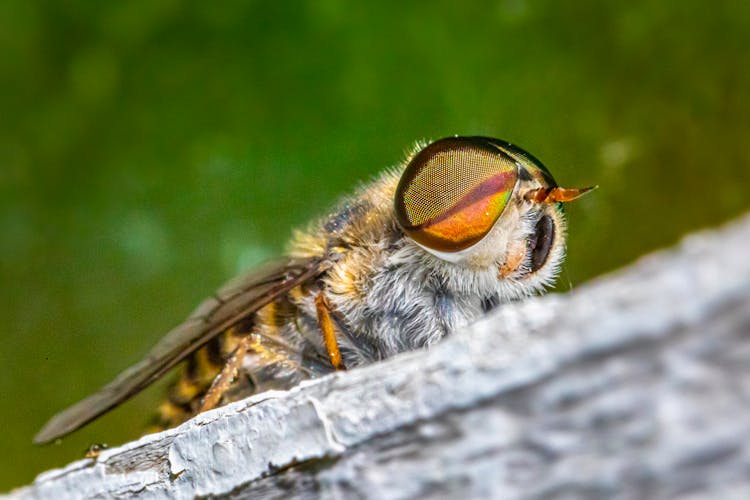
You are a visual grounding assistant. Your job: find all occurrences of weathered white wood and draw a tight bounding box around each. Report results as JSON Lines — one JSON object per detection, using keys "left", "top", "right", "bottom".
{"left": 7, "top": 213, "right": 750, "bottom": 499}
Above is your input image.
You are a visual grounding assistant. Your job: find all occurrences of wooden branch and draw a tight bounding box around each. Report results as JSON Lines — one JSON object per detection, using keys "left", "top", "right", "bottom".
{"left": 9, "top": 213, "right": 750, "bottom": 499}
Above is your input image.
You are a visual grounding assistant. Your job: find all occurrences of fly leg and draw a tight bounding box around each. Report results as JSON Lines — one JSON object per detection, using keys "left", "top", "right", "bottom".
{"left": 199, "top": 332, "right": 254, "bottom": 413}
{"left": 315, "top": 291, "right": 346, "bottom": 370}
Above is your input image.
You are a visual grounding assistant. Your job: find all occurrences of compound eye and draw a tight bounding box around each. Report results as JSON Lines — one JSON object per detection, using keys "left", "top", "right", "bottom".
{"left": 394, "top": 137, "right": 518, "bottom": 253}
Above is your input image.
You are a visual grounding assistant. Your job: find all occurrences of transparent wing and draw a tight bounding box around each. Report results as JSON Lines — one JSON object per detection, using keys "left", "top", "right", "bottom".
{"left": 34, "top": 257, "right": 322, "bottom": 444}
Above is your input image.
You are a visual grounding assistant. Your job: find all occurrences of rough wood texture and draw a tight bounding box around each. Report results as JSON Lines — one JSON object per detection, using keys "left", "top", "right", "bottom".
{"left": 8, "top": 213, "right": 750, "bottom": 499}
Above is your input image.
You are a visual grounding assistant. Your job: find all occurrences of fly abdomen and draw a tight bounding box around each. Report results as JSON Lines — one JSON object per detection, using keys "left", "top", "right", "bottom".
{"left": 150, "top": 329, "right": 243, "bottom": 431}
{"left": 150, "top": 299, "right": 307, "bottom": 432}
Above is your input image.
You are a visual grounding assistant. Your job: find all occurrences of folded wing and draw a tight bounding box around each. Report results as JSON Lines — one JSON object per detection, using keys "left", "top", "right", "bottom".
{"left": 34, "top": 257, "right": 322, "bottom": 444}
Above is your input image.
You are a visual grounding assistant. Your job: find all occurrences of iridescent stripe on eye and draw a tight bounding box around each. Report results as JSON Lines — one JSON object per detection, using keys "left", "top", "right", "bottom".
{"left": 415, "top": 192, "right": 512, "bottom": 250}
{"left": 412, "top": 170, "right": 515, "bottom": 230}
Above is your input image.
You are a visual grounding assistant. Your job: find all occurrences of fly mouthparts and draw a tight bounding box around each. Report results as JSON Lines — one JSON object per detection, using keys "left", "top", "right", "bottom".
{"left": 524, "top": 185, "right": 598, "bottom": 204}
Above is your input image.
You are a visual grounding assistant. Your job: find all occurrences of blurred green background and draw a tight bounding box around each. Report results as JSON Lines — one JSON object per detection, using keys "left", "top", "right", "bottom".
{"left": 1, "top": 0, "right": 749, "bottom": 491}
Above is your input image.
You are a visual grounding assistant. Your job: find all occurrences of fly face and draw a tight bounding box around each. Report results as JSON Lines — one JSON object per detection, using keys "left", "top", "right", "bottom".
{"left": 395, "top": 136, "right": 595, "bottom": 296}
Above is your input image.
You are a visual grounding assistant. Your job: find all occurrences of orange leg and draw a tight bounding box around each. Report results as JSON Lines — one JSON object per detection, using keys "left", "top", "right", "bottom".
{"left": 199, "top": 333, "right": 253, "bottom": 413}
{"left": 315, "top": 291, "right": 345, "bottom": 370}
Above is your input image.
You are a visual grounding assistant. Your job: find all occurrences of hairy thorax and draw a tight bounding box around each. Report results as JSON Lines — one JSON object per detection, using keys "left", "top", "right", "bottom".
{"left": 286, "top": 169, "right": 564, "bottom": 367}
